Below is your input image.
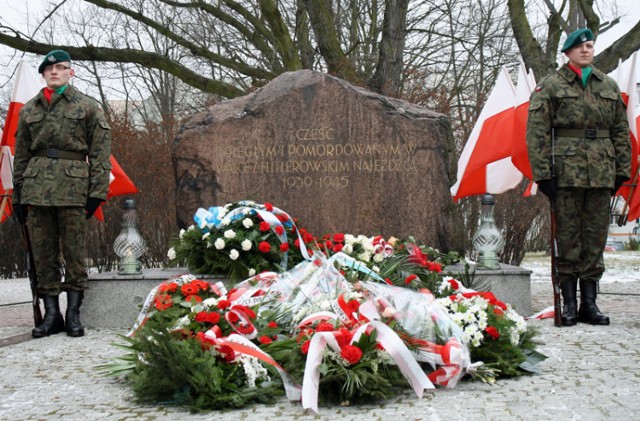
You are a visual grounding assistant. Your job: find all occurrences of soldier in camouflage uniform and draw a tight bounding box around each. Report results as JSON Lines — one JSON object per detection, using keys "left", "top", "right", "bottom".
{"left": 526, "top": 29, "right": 631, "bottom": 326}
{"left": 12, "top": 50, "right": 111, "bottom": 338}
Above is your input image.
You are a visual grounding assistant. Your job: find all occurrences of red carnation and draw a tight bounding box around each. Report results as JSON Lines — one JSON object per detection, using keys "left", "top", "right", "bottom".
{"left": 340, "top": 344, "right": 363, "bottom": 364}
{"left": 259, "top": 335, "right": 273, "bottom": 345}
{"left": 259, "top": 221, "right": 271, "bottom": 232}
{"left": 217, "top": 299, "right": 231, "bottom": 310}
{"left": 268, "top": 321, "right": 278, "bottom": 328}
{"left": 276, "top": 213, "right": 289, "bottom": 222}
{"left": 332, "top": 243, "right": 344, "bottom": 253}
{"left": 405, "top": 274, "right": 418, "bottom": 284}
{"left": 448, "top": 279, "right": 460, "bottom": 290}
{"left": 301, "top": 340, "right": 311, "bottom": 354}
{"left": 333, "top": 233, "right": 345, "bottom": 243}
{"left": 316, "top": 321, "right": 335, "bottom": 332}
{"left": 384, "top": 278, "right": 393, "bottom": 285}
{"left": 258, "top": 241, "right": 271, "bottom": 253}
{"left": 280, "top": 243, "right": 290, "bottom": 252}
{"left": 485, "top": 326, "right": 500, "bottom": 340}
{"left": 264, "top": 202, "right": 274, "bottom": 211}
{"left": 275, "top": 225, "right": 285, "bottom": 235}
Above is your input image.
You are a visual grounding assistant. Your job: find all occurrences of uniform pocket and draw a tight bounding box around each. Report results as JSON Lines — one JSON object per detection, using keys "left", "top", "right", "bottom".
{"left": 64, "top": 109, "right": 87, "bottom": 139}
{"left": 63, "top": 162, "right": 90, "bottom": 202}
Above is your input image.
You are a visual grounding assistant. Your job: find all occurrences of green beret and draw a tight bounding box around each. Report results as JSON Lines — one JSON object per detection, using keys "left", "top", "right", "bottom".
{"left": 38, "top": 49, "right": 72, "bottom": 74}
{"left": 561, "top": 28, "right": 594, "bottom": 53}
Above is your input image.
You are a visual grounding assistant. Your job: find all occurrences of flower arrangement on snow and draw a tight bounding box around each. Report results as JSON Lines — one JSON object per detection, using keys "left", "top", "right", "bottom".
{"left": 104, "top": 201, "right": 544, "bottom": 413}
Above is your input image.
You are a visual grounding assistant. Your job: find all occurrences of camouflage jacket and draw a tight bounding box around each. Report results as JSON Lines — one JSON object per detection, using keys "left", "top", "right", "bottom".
{"left": 526, "top": 64, "right": 630, "bottom": 188}
{"left": 12, "top": 85, "right": 112, "bottom": 207}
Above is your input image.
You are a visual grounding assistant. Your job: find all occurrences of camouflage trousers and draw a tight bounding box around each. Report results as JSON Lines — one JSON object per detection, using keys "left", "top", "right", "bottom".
{"left": 28, "top": 206, "right": 87, "bottom": 296}
{"left": 555, "top": 188, "right": 610, "bottom": 283}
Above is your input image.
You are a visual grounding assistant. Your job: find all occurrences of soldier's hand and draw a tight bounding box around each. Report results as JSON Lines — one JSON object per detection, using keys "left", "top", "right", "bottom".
{"left": 612, "top": 175, "right": 628, "bottom": 196}
{"left": 85, "top": 197, "right": 104, "bottom": 219}
{"left": 537, "top": 179, "right": 557, "bottom": 200}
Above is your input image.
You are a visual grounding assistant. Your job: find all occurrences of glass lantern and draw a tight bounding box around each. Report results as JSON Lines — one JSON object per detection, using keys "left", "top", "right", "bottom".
{"left": 113, "top": 199, "right": 147, "bottom": 275}
{"left": 472, "top": 193, "right": 505, "bottom": 269}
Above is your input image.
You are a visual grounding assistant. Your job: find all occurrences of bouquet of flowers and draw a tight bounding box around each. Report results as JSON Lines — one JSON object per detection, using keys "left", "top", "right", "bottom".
{"left": 167, "top": 201, "right": 316, "bottom": 282}
{"left": 435, "top": 277, "right": 543, "bottom": 376}
{"left": 105, "top": 274, "right": 287, "bottom": 411}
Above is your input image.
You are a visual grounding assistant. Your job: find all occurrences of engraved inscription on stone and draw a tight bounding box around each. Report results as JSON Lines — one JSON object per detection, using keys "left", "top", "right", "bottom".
{"left": 173, "top": 70, "right": 460, "bottom": 251}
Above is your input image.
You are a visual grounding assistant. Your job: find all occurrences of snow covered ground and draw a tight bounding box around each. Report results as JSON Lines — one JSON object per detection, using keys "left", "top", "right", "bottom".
{"left": 520, "top": 251, "right": 640, "bottom": 284}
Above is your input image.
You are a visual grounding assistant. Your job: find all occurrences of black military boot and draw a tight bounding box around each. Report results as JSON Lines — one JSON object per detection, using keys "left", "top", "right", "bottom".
{"left": 65, "top": 290, "right": 85, "bottom": 337}
{"left": 560, "top": 279, "right": 578, "bottom": 326}
{"left": 32, "top": 294, "right": 66, "bottom": 338}
{"left": 578, "top": 281, "right": 610, "bottom": 325}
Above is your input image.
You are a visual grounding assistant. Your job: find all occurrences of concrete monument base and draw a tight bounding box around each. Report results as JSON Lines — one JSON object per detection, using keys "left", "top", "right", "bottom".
{"left": 84, "top": 263, "right": 532, "bottom": 329}
{"left": 444, "top": 263, "right": 532, "bottom": 316}
{"left": 84, "top": 268, "right": 228, "bottom": 329}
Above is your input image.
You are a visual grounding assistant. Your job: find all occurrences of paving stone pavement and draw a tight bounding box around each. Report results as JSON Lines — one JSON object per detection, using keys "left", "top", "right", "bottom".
{"left": 1, "top": 277, "right": 639, "bottom": 421}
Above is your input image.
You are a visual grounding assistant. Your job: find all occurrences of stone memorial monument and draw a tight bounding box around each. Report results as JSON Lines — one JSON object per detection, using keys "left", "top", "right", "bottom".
{"left": 172, "top": 70, "right": 462, "bottom": 251}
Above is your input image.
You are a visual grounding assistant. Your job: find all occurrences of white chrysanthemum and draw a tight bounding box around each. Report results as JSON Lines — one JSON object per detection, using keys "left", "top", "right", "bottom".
{"left": 239, "top": 355, "right": 270, "bottom": 388}
{"left": 372, "top": 265, "right": 380, "bottom": 273}
{"left": 229, "top": 249, "right": 239, "bottom": 260}
{"left": 220, "top": 217, "right": 231, "bottom": 226}
{"left": 167, "top": 247, "right": 176, "bottom": 260}
{"left": 248, "top": 268, "right": 256, "bottom": 277}
{"left": 342, "top": 244, "right": 354, "bottom": 254}
{"left": 357, "top": 252, "right": 371, "bottom": 262}
{"left": 373, "top": 253, "right": 384, "bottom": 263}
{"left": 187, "top": 225, "right": 195, "bottom": 231}
{"left": 344, "top": 234, "right": 356, "bottom": 244}
{"left": 214, "top": 238, "right": 225, "bottom": 250}
{"left": 179, "top": 229, "right": 186, "bottom": 239}
{"left": 241, "top": 239, "right": 252, "bottom": 251}
{"left": 224, "top": 229, "right": 236, "bottom": 239}
{"left": 242, "top": 218, "right": 254, "bottom": 228}
{"left": 202, "top": 232, "right": 211, "bottom": 240}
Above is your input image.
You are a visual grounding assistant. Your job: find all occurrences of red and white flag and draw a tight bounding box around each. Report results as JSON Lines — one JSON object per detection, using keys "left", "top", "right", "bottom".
{"left": 511, "top": 62, "right": 536, "bottom": 181}
{"left": 451, "top": 67, "right": 523, "bottom": 201}
{"left": 0, "top": 60, "right": 44, "bottom": 222}
{"left": 0, "top": 60, "right": 137, "bottom": 222}
{"left": 616, "top": 53, "right": 640, "bottom": 220}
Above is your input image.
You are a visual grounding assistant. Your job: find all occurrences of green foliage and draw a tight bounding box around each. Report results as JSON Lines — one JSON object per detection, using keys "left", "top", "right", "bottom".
{"left": 470, "top": 327, "right": 544, "bottom": 378}
{"left": 112, "top": 321, "right": 283, "bottom": 412}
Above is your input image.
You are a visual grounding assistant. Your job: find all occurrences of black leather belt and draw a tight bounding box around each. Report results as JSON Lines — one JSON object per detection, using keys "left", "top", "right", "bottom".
{"left": 34, "top": 149, "right": 86, "bottom": 160}
{"left": 554, "top": 128, "right": 610, "bottom": 139}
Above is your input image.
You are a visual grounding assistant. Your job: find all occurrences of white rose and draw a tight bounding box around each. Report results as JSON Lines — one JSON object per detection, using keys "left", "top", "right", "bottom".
{"left": 214, "top": 238, "right": 225, "bottom": 250}
{"left": 167, "top": 247, "right": 176, "bottom": 260}
{"left": 224, "top": 229, "right": 236, "bottom": 239}
{"left": 229, "top": 249, "right": 239, "bottom": 260}
{"left": 241, "top": 239, "right": 252, "bottom": 251}
{"left": 248, "top": 268, "right": 256, "bottom": 276}
{"left": 242, "top": 218, "right": 254, "bottom": 228}
{"left": 220, "top": 217, "right": 231, "bottom": 226}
